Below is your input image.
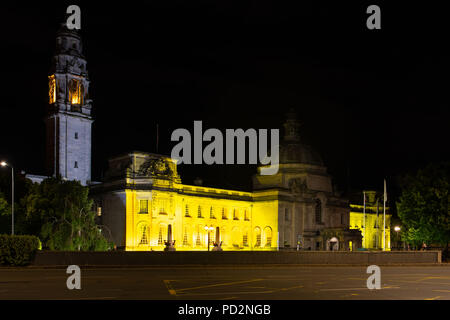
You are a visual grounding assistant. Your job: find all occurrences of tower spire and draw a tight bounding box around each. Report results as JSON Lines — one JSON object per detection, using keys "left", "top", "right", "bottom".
{"left": 45, "top": 22, "right": 93, "bottom": 185}
{"left": 283, "top": 107, "right": 302, "bottom": 142}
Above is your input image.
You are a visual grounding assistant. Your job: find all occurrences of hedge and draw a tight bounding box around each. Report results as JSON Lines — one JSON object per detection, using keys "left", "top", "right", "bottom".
{"left": 0, "top": 234, "right": 41, "bottom": 266}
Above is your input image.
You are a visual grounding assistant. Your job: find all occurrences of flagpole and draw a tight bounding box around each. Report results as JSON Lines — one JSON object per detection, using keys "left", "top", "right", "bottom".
{"left": 156, "top": 123, "right": 159, "bottom": 153}
{"left": 363, "top": 191, "right": 366, "bottom": 249}
{"left": 376, "top": 198, "right": 379, "bottom": 249}
{"left": 383, "top": 179, "right": 387, "bottom": 251}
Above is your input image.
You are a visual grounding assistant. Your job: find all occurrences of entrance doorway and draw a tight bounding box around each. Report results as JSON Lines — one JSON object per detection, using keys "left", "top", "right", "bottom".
{"left": 328, "top": 237, "right": 339, "bottom": 251}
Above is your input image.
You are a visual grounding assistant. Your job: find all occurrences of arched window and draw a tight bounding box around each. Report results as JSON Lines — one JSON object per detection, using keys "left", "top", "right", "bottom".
{"left": 158, "top": 226, "right": 163, "bottom": 245}
{"left": 254, "top": 227, "right": 261, "bottom": 247}
{"left": 210, "top": 206, "right": 214, "bottom": 218}
{"left": 183, "top": 226, "right": 190, "bottom": 246}
{"left": 69, "top": 79, "right": 82, "bottom": 105}
{"left": 197, "top": 205, "right": 203, "bottom": 218}
{"left": 232, "top": 227, "right": 240, "bottom": 247}
{"left": 49, "top": 75, "right": 56, "bottom": 104}
{"left": 138, "top": 223, "right": 149, "bottom": 245}
{"left": 185, "top": 204, "right": 190, "bottom": 217}
{"left": 264, "top": 227, "right": 272, "bottom": 247}
{"left": 373, "top": 234, "right": 379, "bottom": 248}
{"left": 195, "top": 225, "right": 203, "bottom": 246}
{"left": 243, "top": 230, "right": 249, "bottom": 247}
{"left": 222, "top": 208, "right": 227, "bottom": 219}
{"left": 157, "top": 224, "right": 167, "bottom": 246}
{"left": 315, "top": 199, "right": 322, "bottom": 223}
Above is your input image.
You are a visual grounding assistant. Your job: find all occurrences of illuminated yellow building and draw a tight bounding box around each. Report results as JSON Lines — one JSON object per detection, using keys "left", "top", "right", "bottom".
{"left": 37, "top": 21, "right": 367, "bottom": 252}
{"left": 92, "top": 111, "right": 363, "bottom": 251}
{"left": 349, "top": 191, "right": 391, "bottom": 250}
{"left": 93, "top": 152, "right": 279, "bottom": 251}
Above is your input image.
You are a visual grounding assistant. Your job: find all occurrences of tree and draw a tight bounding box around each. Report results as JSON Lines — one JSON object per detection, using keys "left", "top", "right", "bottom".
{"left": 0, "top": 171, "right": 32, "bottom": 234}
{"left": 22, "top": 177, "right": 112, "bottom": 251}
{"left": 0, "top": 192, "right": 11, "bottom": 234}
{"left": 397, "top": 162, "right": 450, "bottom": 254}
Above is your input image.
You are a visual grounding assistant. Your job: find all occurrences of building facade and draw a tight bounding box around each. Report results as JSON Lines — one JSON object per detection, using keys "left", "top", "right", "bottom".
{"left": 91, "top": 111, "right": 363, "bottom": 251}
{"left": 36, "top": 24, "right": 387, "bottom": 252}
{"left": 349, "top": 191, "right": 391, "bottom": 250}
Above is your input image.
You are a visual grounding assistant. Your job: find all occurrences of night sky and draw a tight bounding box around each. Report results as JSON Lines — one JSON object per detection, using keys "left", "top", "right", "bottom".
{"left": 1, "top": 1, "right": 449, "bottom": 196}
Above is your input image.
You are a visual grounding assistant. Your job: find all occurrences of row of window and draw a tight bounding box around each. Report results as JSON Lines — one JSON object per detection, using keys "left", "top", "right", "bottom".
{"left": 185, "top": 205, "right": 249, "bottom": 221}
{"left": 138, "top": 224, "right": 272, "bottom": 248}
{"left": 137, "top": 200, "right": 250, "bottom": 221}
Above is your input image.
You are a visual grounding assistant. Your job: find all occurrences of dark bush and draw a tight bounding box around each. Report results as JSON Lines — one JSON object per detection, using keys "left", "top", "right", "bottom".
{"left": 0, "top": 234, "right": 41, "bottom": 266}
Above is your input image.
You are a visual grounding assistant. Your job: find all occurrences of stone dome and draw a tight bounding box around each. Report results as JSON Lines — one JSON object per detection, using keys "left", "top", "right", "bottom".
{"left": 279, "top": 108, "right": 324, "bottom": 166}
{"left": 279, "top": 142, "right": 324, "bottom": 166}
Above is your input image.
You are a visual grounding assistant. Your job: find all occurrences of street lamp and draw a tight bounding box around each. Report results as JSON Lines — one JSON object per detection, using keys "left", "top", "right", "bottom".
{"left": 204, "top": 226, "right": 214, "bottom": 251}
{"left": 394, "top": 226, "right": 401, "bottom": 250}
{"left": 1, "top": 161, "right": 14, "bottom": 235}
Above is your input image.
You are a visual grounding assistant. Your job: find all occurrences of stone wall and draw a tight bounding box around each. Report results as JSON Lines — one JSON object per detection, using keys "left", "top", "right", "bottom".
{"left": 32, "top": 250, "right": 441, "bottom": 266}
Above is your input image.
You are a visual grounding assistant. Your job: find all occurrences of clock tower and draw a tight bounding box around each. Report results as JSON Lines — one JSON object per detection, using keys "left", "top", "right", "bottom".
{"left": 46, "top": 23, "right": 93, "bottom": 185}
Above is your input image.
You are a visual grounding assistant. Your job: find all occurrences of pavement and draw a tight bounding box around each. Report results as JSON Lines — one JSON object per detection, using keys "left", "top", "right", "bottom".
{"left": 0, "top": 264, "right": 450, "bottom": 300}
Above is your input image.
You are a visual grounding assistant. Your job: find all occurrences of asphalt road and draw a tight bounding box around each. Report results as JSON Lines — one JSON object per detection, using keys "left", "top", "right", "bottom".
{"left": 0, "top": 265, "right": 449, "bottom": 300}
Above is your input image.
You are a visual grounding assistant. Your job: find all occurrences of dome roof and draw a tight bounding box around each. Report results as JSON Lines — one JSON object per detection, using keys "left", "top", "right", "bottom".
{"left": 279, "top": 142, "right": 324, "bottom": 166}
{"left": 279, "top": 108, "right": 324, "bottom": 166}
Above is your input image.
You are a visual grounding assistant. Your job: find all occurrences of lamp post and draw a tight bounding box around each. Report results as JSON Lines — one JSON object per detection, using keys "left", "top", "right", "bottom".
{"left": 394, "top": 226, "right": 401, "bottom": 250}
{"left": 1, "top": 161, "right": 14, "bottom": 235}
{"left": 204, "top": 226, "right": 214, "bottom": 251}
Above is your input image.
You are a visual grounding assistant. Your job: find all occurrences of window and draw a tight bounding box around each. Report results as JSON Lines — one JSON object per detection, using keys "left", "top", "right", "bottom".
{"left": 209, "top": 207, "right": 215, "bottom": 219}
{"left": 75, "top": 132, "right": 78, "bottom": 140}
{"left": 158, "top": 226, "right": 163, "bottom": 245}
{"left": 197, "top": 206, "right": 203, "bottom": 218}
{"left": 222, "top": 208, "right": 227, "bottom": 219}
{"left": 183, "top": 227, "right": 189, "bottom": 246}
{"left": 139, "top": 224, "right": 149, "bottom": 245}
{"left": 285, "top": 208, "right": 290, "bottom": 221}
{"left": 244, "top": 210, "right": 249, "bottom": 221}
{"left": 264, "top": 227, "right": 272, "bottom": 247}
{"left": 233, "top": 209, "right": 238, "bottom": 220}
{"left": 185, "top": 205, "right": 190, "bottom": 217}
{"left": 284, "top": 229, "right": 291, "bottom": 247}
{"left": 159, "top": 199, "right": 167, "bottom": 215}
{"left": 139, "top": 200, "right": 148, "bottom": 214}
{"left": 315, "top": 199, "right": 322, "bottom": 223}
{"left": 74, "top": 161, "right": 78, "bottom": 168}
{"left": 254, "top": 227, "right": 261, "bottom": 247}
{"left": 69, "top": 79, "right": 83, "bottom": 105}
{"left": 373, "top": 234, "right": 378, "bottom": 248}
{"left": 195, "top": 230, "right": 202, "bottom": 246}
{"left": 243, "top": 232, "right": 249, "bottom": 246}
{"left": 48, "top": 75, "right": 56, "bottom": 104}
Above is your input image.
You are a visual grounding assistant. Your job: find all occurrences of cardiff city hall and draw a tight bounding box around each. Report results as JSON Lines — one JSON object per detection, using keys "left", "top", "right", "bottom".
{"left": 28, "top": 24, "right": 391, "bottom": 252}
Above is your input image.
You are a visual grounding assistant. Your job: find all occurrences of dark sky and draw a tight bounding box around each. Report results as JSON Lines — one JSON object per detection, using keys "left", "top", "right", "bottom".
{"left": 1, "top": 1, "right": 449, "bottom": 194}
